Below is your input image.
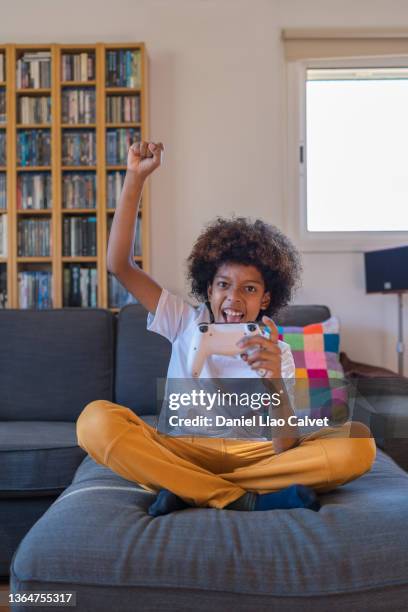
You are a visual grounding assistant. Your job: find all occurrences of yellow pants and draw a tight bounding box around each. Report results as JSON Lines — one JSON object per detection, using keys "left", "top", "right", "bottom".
{"left": 76, "top": 400, "right": 376, "bottom": 509}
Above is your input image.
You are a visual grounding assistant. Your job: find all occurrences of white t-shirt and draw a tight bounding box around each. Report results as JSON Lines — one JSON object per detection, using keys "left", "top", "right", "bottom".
{"left": 147, "top": 288, "right": 295, "bottom": 379}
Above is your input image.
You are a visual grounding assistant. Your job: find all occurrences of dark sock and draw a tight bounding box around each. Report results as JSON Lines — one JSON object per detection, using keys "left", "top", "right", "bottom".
{"left": 147, "top": 489, "right": 191, "bottom": 517}
{"left": 226, "top": 485, "right": 320, "bottom": 512}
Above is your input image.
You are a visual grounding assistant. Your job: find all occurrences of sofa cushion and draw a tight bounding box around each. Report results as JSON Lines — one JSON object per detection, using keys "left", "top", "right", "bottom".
{"left": 275, "top": 304, "right": 331, "bottom": 326}
{"left": 0, "top": 308, "right": 115, "bottom": 421}
{"left": 0, "top": 495, "right": 58, "bottom": 578}
{"left": 277, "top": 316, "right": 347, "bottom": 424}
{"left": 115, "top": 304, "right": 171, "bottom": 415}
{"left": 0, "top": 422, "right": 85, "bottom": 495}
{"left": 10, "top": 448, "right": 408, "bottom": 612}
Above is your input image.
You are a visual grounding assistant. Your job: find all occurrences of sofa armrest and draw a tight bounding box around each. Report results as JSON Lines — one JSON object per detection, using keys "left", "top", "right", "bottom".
{"left": 340, "top": 351, "right": 401, "bottom": 378}
{"left": 340, "top": 353, "right": 408, "bottom": 473}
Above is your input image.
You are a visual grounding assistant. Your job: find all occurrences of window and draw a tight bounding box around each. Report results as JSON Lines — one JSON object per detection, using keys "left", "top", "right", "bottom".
{"left": 305, "top": 66, "right": 408, "bottom": 232}
{"left": 283, "top": 30, "right": 408, "bottom": 251}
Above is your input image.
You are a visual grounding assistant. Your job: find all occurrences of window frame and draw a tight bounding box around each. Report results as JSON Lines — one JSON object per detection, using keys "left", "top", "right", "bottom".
{"left": 285, "top": 54, "right": 408, "bottom": 252}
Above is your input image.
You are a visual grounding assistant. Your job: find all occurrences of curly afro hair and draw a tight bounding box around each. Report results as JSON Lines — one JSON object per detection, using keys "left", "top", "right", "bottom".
{"left": 186, "top": 216, "right": 302, "bottom": 318}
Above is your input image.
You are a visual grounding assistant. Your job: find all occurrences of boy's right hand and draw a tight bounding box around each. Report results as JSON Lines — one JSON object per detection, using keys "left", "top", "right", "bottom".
{"left": 127, "top": 141, "right": 164, "bottom": 180}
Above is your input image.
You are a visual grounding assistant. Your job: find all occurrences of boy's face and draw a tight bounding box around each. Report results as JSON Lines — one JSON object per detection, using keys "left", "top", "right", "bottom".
{"left": 207, "top": 263, "right": 270, "bottom": 323}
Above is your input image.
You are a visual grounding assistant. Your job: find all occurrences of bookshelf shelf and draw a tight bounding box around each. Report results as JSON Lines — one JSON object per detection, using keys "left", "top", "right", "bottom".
{"left": 61, "top": 123, "right": 97, "bottom": 128}
{"left": 17, "top": 166, "right": 52, "bottom": 171}
{"left": 0, "top": 42, "right": 149, "bottom": 310}
{"left": 105, "top": 87, "right": 141, "bottom": 94}
{"left": 61, "top": 81, "right": 97, "bottom": 86}
{"left": 17, "top": 124, "right": 51, "bottom": 129}
{"left": 62, "top": 257, "right": 98, "bottom": 262}
{"left": 61, "top": 165, "right": 97, "bottom": 171}
{"left": 17, "top": 210, "right": 51, "bottom": 215}
{"left": 62, "top": 208, "right": 96, "bottom": 214}
{"left": 106, "top": 122, "right": 141, "bottom": 128}
{"left": 16, "top": 89, "right": 51, "bottom": 94}
{"left": 17, "top": 257, "right": 52, "bottom": 262}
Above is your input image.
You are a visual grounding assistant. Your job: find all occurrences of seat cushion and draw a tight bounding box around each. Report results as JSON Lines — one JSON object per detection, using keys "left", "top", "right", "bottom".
{"left": 10, "top": 446, "right": 408, "bottom": 612}
{"left": 0, "top": 422, "right": 85, "bottom": 495}
{"left": 115, "top": 304, "right": 171, "bottom": 415}
{"left": 0, "top": 308, "right": 115, "bottom": 421}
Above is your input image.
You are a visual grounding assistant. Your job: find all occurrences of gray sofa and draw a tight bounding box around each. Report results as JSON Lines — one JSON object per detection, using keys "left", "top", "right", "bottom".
{"left": 2, "top": 303, "right": 408, "bottom": 611}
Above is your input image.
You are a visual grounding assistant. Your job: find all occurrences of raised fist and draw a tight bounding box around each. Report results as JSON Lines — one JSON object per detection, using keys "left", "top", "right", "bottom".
{"left": 127, "top": 141, "right": 164, "bottom": 179}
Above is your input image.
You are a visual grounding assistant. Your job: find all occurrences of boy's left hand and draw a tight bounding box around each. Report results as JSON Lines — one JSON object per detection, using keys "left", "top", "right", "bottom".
{"left": 237, "top": 316, "right": 281, "bottom": 378}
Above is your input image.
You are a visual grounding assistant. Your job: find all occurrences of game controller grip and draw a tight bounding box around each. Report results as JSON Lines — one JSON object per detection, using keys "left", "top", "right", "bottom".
{"left": 189, "top": 348, "right": 207, "bottom": 378}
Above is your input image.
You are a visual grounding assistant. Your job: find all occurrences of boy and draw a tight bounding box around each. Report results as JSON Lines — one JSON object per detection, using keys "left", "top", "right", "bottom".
{"left": 76, "top": 141, "right": 376, "bottom": 516}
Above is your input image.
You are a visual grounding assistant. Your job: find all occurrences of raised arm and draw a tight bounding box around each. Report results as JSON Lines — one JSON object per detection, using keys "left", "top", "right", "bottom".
{"left": 107, "top": 141, "right": 164, "bottom": 314}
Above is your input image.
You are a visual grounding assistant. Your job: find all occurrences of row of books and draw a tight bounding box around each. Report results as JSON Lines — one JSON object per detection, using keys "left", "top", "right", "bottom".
{"left": 17, "top": 218, "right": 51, "bottom": 256}
{"left": 106, "top": 95, "right": 141, "bottom": 123}
{"left": 107, "top": 171, "right": 125, "bottom": 208}
{"left": 16, "top": 52, "right": 51, "bottom": 89}
{"left": 17, "top": 173, "right": 52, "bottom": 209}
{"left": 0, "top": 132, "right": 5, "bottom": 165}
{"left": 18, "top": 96, "right": 51, "bottom": 125}
{"left": 0, "top": 264, "right": 6, "bottom": 308}
{"left": 61, "top": 53, "right": 95, "bottom": 82}
{"left": 0, "top": 54, "right": 4, "bottom": 83}
{"left": 63, "top": 172, "right": 96, "bottom": 209}
{"left": 18, "top": 270, "right": 52, "bottom": 309}
{"left": 0, "top": 90, "right": 5, "bottom": 123}
{"left": 0, "top": 170, "right": 129, "bottom": 210}
{"left": 63, "top": 264, "right": 97, "bottom": 307}
{"left": 106, "top": 127, "right": 140, "bottom": 165}
{"left": 62, "top": 131, "right": 96, "bottom": 166}
{"left": 0, "top": 214, "right": 6, "bottom": 256}
{"left": 106, "top": 50, "right": 141, "bottom": 88}
{"left": 107, "top": 214, "right": 141, "bottom": 256}
{"left": 63, "top": 216, "right": 97, "bottom": 256}
{"left": 62, "top": 89, "right": 96, "bottom": 124}
{"left": 0, "top": 173, "right": 5, "bottom": 209}
{"left": 17, "top": 129, "right": 51, "bottom": 166}
{"left": 108, "top": 272, "right": 138, "bottom": 308}
{"left": 17, "top": 129, "right": 139, "bottom": 166}
{"left": 0, "top": 264, "right": 141, "bottom": 310}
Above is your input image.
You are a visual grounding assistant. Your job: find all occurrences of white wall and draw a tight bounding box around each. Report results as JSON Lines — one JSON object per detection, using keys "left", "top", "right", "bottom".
{"left": 2, "top": 0, "right": 407, "bottom": 372}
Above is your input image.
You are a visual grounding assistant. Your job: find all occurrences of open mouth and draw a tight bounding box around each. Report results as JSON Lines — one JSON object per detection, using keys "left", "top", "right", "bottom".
{"left": 222, "top": 308, "right": 245, "bottom": 323}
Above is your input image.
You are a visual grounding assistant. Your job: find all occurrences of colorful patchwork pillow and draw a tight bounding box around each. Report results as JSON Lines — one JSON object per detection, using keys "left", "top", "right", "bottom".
{"left": 277, "top": 317, "right": 348, "bottom": 422}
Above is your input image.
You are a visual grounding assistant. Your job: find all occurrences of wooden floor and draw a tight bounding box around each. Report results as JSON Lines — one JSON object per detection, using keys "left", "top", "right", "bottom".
{"left": 0, "top": 582, "right": 9, "bottom": 612}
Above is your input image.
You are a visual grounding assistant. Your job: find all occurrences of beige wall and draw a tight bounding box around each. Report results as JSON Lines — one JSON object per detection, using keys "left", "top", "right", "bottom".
{"left": 2, "top": 0, "right": 408, "bottom": 372}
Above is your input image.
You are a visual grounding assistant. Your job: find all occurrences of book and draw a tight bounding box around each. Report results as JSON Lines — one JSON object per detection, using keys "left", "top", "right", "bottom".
{"left": 0, "top": 213, "right": 7, "bottom": 256}
{"left": 17, "top": 129, "right": 51, "bottom": 166}
{"left": 62, "top": 130, "right": 96, "bottom": 165}
{"left": 0, "top": 89, "right": 6, "bottom": 123}
{"left": 0, "top": 54, "right": 4, "bottom": 83}
{"left": 106, "top": 127, "right": 141, "bottom": 164}
{"left": 0, "top": 263, "right": 7, "bottom": 308}
{"left": 61, "top": 53, "right": 95, "bottom": 82}
{"left": 17, "top": 217, "right": 51, "bottom": 256}
{"left": 18, "top": 96, "right": 51, "bottom": 124}
{"left": 18, "top": 269, "right": 52, "bottom": 309}
{"left": 0, "top": 173, "right": 6, "bottom": 209}
{"left": 106, "top": 49, "right": 141, "bottom": 88}
{"left": 106, "top": 94, "right": 140, "bottom": 123}
{"left": 62, "top": 172, "right": 96, "bottom": 209}
{"left": 62, "top": 88, "right": 96, "bottom": 124}
{"left": 16, "top": 51, "right": 51, "bottom": 89}
{"left": 17, "top": 172, "right": 52, "bottom": 209}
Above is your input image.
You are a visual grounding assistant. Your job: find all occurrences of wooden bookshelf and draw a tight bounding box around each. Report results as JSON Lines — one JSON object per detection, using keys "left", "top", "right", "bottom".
{"left": 0, "top": 42, "right": 148, "bottom": 310}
